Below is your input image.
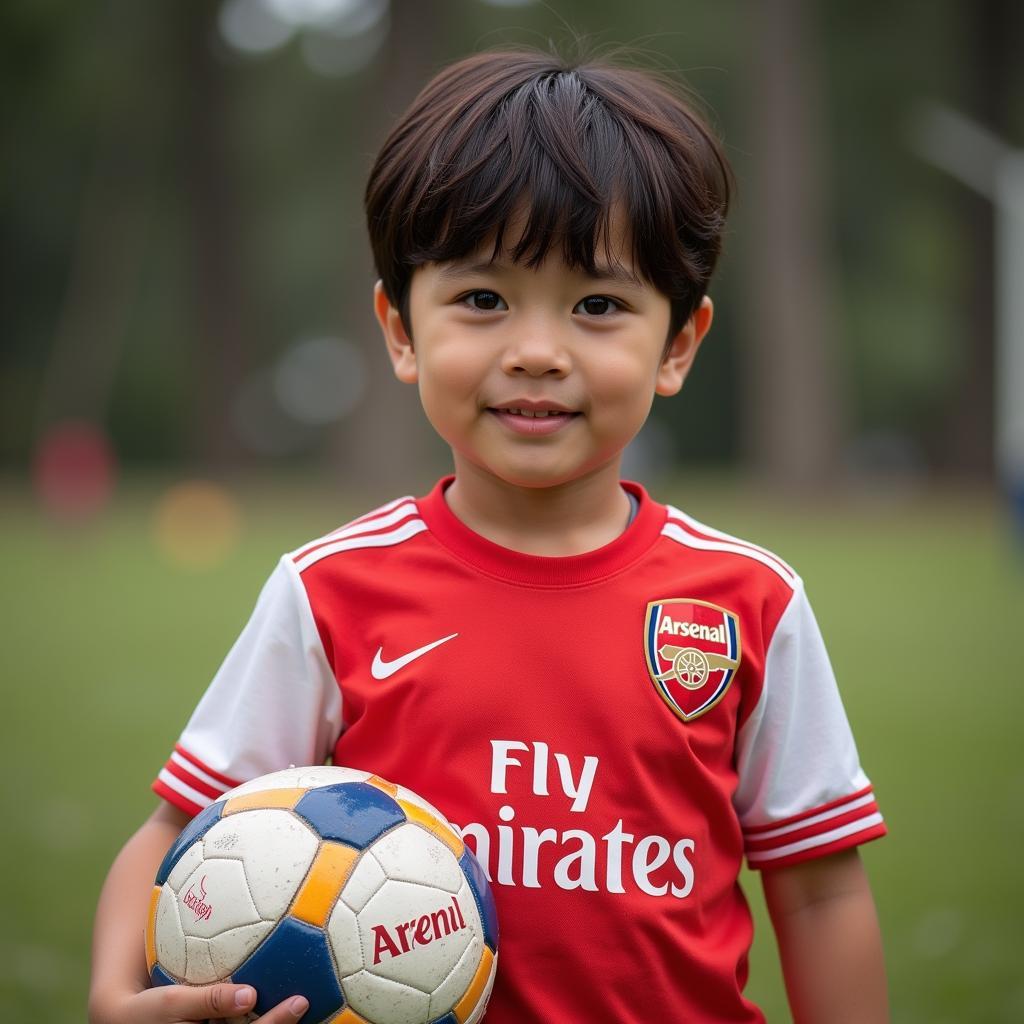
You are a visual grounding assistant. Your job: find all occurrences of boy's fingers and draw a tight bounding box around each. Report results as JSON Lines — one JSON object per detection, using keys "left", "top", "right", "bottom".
{"left": 254, "top": 995, "right": 310, "bottom": 1022}
{"left": 138, "top": 981, "right": 307, "bottom": 1022}
{"left": 150, "top": 982, "right": 257, "bottom": 1021}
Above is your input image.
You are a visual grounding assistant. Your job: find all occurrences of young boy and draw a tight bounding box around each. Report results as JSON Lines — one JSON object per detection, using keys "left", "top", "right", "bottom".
{"left": 89, "top": 50, "right": 888, "bottom": 1024}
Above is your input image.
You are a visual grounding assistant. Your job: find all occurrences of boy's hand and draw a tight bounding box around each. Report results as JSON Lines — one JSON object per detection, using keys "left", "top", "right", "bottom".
{"left": 88, "top": 805, "right": 310, "bottom": 1024}
{"left": 91, "top": 983, "right": 309, "bottom": 1024}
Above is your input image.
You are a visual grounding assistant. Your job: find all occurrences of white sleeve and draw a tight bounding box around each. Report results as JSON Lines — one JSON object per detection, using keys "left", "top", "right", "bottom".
{"left": 153, "top": 555, "right": 343, "bottom": 815}
{"left": 733, "top": 581, "right": 885, "bottom": 869}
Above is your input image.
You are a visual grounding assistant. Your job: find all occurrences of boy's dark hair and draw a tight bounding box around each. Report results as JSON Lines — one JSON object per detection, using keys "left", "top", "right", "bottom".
{"left": 365, "top": 49, "right": 732, "bottom": 339}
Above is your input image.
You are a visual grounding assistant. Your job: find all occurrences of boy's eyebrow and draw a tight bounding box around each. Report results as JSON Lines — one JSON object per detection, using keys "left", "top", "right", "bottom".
{"left": 436, "top": 260, "right": 643, "bottom": 287}
{"left": 436, "top": 261, "right": 502, "bottom": 281}
{"left": 589, "top": 262, "right": 645, "bottom": 287}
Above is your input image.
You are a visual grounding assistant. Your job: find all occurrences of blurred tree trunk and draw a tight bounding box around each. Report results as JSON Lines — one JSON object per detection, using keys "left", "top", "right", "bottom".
{"left": 35, "top": 96, "right": 146, "bottom": 436}
{"left": 939, "top": 0, "right": 1018, "bottom": 478}
{"left": 33, "top": 0, "right": 152, "bottom": 441}
{"left": 180, "top": 4, "right": 247, "bottom": 469}
{"left": 341, "top": 0, "right": 449, "bottom": 493}
{"left": 738, "top": 0, "right": 843, "bottom": 487}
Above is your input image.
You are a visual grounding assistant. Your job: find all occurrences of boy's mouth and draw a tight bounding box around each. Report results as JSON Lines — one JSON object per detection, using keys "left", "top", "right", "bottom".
{"left": 497, "top": 407, "right": 568, "bottom": 418}
{"left": 487, "top": 401, "right": 579, "bottom": 435}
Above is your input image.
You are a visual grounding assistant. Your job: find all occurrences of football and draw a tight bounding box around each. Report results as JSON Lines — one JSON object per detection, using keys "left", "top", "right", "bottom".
{"left": 146, "top": 765, "right": 498, "bottom": 1024}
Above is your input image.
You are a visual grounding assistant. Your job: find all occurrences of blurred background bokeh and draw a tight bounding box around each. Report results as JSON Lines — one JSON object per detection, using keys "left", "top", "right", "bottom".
{"left": 2, "top": 1, "right": 1023, "bottom": 1021}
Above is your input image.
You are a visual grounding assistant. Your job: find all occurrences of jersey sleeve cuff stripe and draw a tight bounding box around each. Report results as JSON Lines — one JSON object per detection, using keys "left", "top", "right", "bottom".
{"left": 749, "top": 815, "right": 884, "bottom": 872}
{"left": 169, "top": 750, "right": 233, "bottom": 795}
{"left": 742, "top": 784, "right": 875, "bottom": 835}
{"left": 743, "top": 790, "right": 877, "bottom": 842}
{"left": 163, "top": 757, "right": 226, "bottom": 801}
{"left": 747, "top": 814, "right": 887, "bottom": 867}
{"left": 153, "top": 774, "right": 207, "bottom": 818}
{"left": 745, "top": 801, "right": 880, "bottom": 852}
{"left": 156, "top": 768, "right": 216, "bottom": 810}
{"left": 173, "top": 744, "right": 241, "bottom": 789}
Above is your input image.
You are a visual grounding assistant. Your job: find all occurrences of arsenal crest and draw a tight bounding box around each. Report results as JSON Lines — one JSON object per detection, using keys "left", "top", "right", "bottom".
{"left": 644, "top": 599, "right": 741, "bottom": 722}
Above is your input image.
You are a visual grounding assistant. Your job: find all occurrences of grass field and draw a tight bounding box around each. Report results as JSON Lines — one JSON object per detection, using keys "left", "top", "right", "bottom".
{"left": 1, "top": 474, "right": 1021, "bottom": 1022}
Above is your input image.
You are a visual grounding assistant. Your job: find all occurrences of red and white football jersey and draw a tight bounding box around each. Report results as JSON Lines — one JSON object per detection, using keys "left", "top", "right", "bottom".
{"left": 155, "top": 478, "right": 885, "bottom": 1023}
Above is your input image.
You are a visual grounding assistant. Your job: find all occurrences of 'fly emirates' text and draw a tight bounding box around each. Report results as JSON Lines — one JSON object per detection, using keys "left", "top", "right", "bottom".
{"left": 453, "top": 740, "right": 696, "bottom": 898}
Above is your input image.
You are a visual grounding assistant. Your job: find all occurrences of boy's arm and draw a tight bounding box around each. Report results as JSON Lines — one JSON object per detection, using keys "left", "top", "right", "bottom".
{"left": 761, "top": 848, "right": 888, "bottom": 1024}
{"left": 89, "top": 802, "right": 308, "bottom": 1024}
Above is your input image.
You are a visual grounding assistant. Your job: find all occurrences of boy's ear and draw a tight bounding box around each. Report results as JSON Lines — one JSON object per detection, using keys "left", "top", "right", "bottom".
{"left": 655, "top": 296, "right": 714, "bottom": 397}
{"left": 374, "top": 280, "right": 417, "bottom": 384}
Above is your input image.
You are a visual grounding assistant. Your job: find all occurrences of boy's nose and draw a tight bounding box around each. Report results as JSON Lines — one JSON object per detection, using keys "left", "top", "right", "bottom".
{"left": 500, "top": 328, "right": 571, "bottom": 378}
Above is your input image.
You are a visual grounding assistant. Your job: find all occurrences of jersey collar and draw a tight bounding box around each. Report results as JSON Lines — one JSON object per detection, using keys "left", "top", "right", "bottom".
{"left": 416, "top": 476, "right": 667, "bottom": 587}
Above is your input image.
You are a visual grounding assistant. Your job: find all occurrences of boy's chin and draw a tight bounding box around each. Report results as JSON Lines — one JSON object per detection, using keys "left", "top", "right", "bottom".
{"left": 459, "top": 455, "right": 620, "bottom": 491}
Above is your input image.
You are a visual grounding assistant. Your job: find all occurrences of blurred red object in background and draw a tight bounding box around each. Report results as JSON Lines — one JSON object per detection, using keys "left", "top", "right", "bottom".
{"left": 32, "top": 419, "right": 117, "bottom": 521}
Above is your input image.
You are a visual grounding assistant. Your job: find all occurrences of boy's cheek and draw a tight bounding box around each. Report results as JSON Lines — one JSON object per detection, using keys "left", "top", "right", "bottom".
{"left": 419, "top": 352, "right": 489, "bottom": 400}
{"left": 416, "top": 383, "right": 476, "bottom": 441}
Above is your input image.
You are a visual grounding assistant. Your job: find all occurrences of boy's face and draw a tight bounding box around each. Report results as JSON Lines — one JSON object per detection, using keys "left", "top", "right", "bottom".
{"left": 375, "top": 217, "right": 712, "bottom": 493}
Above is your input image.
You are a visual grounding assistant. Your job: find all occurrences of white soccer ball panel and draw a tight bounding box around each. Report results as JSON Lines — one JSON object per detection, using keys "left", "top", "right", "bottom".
{"left": 221, "top": 765, "right": 370, "bottom": 800}
{"left": 208, "top": 921, "right": 275, "bottom": 977}
{"left": 426, "top": 933, "right": 483, "bottom": 1019}
{"left": 358, "top": 880, "right": 474, "bottom": 993}
{"left": 154, "top": 887, "right": 187, "bottom": 978}
{"left": 166, "top": 843, "right": 204, "bottom": 893}
{"left": 292, "top": 765, "right": 370, "bottom": 788}
{"left": 326, "top": 897, "right": 364, "bottom": 978}
{"left": 201, "top": 810, "right": 317, "bottom": 919}
{"left": 341, "top": 848, "right": 387, "bottom": 913}
{"left": 369, "top": 823, "right": 463, "bottom": 894}
{"left": 463, "top": 953, "right": 497, "bottom": 1024}
{"left": 184, "top": 936, "right": 219, "bottom": 984}
{"left": 341, "top": 970, "right": 430, "bottom": 1024}
{"left": 176, "top": 859, "right": 261, "bottom": 939}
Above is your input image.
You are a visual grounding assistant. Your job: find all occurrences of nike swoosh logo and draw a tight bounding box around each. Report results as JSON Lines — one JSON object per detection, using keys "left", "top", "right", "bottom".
{"left": 371, "top": 633, "right": 459, "bottom": 680}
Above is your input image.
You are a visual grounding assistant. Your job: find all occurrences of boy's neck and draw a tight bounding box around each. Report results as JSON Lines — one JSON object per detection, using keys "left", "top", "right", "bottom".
{"left": 443, "top": 459, "right": 633, "bottom": 557}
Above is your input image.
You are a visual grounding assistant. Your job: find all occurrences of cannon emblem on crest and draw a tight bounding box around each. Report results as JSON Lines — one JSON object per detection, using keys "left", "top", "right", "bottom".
{"left": 656, "top": 645, "right": 740, "bottom": 691}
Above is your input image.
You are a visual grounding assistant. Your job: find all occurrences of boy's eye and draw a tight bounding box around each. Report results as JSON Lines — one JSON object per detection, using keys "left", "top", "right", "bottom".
{"left": 574, "top": 295, "right": 619, "bottom": 316}
{"left": 464, "top": 290, "right": 507, "bottom": 311}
